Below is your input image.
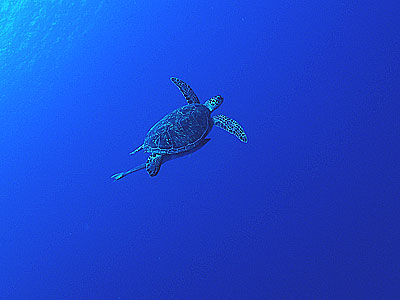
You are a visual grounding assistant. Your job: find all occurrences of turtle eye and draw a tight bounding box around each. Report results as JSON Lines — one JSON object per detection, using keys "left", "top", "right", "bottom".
{"left": 205, "top": 95, "right": 223, "bottom": 112}
{"left": 213, "top": 95, "right": 223, "bottom": 106}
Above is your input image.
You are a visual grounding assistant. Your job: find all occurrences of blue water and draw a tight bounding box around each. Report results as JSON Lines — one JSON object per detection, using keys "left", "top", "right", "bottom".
{"left": 1, "top": 1, "right": 399, "bottom": 299}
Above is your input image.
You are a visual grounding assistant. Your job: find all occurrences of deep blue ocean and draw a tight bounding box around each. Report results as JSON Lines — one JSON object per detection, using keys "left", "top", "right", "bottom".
{"left": 1, "top": 1, "right": 399, "bottom": 299}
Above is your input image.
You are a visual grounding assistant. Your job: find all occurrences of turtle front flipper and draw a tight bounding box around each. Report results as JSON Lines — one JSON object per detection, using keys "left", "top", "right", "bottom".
{"left": 170, "top": 77, "right": 200, "bottom": 104}
{"left": 213, "top": 115, "right": 248, "bottom": 143}
{"left": 146, "top": 153, "right": 163, "bottom": 177}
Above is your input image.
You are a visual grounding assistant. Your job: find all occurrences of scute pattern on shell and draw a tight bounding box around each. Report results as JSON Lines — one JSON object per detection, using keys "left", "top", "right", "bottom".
{"left": 144, "top": 104, "right": 212, "bottom": 154}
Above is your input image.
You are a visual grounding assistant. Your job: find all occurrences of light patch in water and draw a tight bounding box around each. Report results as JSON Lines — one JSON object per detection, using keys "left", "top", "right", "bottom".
{"left": 0, "top": 0, "right": 103, "bottom": 75}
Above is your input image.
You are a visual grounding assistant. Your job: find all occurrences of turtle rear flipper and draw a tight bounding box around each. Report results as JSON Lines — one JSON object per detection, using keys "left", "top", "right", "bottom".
{"left": 213, "top": 115, "right": 248, "bottom": 143}
{"left": 130, "top": 144, "right": 143, "bottom": 155}
{"left": 170, "top": 77, "right": 200, "bottom": 104}
{"left": 146, "top": 154, "right": 163, "bottom": 177}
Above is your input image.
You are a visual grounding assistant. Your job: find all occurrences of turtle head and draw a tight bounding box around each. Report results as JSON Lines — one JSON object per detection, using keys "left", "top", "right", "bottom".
{"left": 204, "top": 95, "right": 223, "bottom": 112}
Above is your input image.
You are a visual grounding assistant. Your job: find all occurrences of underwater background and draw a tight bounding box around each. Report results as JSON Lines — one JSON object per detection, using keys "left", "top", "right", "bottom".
{"left": 1, "top": 0, "right": 399, "bottom": 299}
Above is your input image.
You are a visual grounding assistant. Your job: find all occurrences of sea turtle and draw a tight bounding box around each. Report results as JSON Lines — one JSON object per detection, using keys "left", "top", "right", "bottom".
{"left": 111, "top": 77, "right": 247, "bottom": 180}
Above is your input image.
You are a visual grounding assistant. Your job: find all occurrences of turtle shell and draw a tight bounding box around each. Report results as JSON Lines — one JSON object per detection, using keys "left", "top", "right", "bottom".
{"left": 144, "top": 104, "right": 212, "bottom": 154}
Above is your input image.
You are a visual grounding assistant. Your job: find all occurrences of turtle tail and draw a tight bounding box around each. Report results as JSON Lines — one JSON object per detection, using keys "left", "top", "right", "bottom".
{"left": 111, "top": 163, "right": 146, "bottom": 181}
{"left": 130, "top": 144, "right": 144, "bottom": 155}
{"left": 111, "top": 172, "right": 127, "bottom": 181}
